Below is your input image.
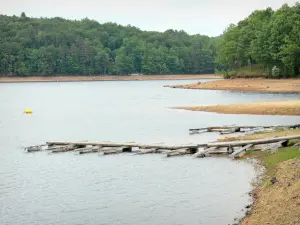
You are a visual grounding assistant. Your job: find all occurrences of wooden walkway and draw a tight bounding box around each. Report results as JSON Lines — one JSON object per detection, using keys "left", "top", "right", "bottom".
{"left": 189, "top": 124, "right": 300, "bottom": 135}
{"left": 25, "top": 134, "right": 300, "bottom": 159}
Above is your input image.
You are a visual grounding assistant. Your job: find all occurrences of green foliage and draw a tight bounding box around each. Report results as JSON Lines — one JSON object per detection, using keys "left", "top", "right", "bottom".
{"left": 217, "top": 3, "right": 300, "bottom": 78}
{"left": 246, "top": 146, "right": 300, "bottom": 177}
{"left": 0, "top": 14, "right": 216, "bottom": 76}
{"left": 4, "top": 3, "right": 300, "bottom": 77}
{"left": 263, "top": 147, "right": 300, "bottom": 172}
{"left": 220, "top": 64, "right": 268, "bottom": 79}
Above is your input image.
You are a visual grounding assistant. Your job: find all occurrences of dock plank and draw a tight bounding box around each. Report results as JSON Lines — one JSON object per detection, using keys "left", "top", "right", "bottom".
{"left": 231, "top": 144, "right": 253, "bottom": 159}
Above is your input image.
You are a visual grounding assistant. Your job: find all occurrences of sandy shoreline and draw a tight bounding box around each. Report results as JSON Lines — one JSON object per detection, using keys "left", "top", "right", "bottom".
{"left": 169, "top": 79, "right": 300, "bottom": 116}
{"left": 240, "top": 157, "right": 300, "bottom": 225}
{"left": 166, "top": 78, "right": 300, "bottom": 93}
{"left": 175, "top": 100, "right": 300, "bottom": 116}
{"left": 0, "top": 74, "right": 221, "bottom": 83}
{"left": 216, "top": 129, "right": 300, "bottom": 224}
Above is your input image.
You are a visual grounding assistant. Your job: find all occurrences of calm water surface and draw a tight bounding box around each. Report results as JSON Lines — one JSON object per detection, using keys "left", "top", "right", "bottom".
{"left": 1, "top": 79, "right": 299, "bottom": 225}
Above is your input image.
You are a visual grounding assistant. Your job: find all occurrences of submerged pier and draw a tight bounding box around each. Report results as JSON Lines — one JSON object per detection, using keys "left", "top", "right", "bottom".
{"left": 25, "top": 134, "right": 300, "bottom": 159}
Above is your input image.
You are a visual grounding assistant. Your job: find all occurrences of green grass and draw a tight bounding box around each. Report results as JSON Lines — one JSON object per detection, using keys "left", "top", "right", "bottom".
{"left": 286, "top": 139, "right": 300, "bottom": 146}
{"left": 245, "top": 146, "right": 300, "bottom": 188}
{"left": 247, "top": 147, "right": 300, "bottom": 173}
{"left": 264, "top": 147, "right": 300, "bottom": 172}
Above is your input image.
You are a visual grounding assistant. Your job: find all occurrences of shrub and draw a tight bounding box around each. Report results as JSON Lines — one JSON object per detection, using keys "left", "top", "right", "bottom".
{"left": 271, "top": 66, "right": 280, "bottom": 77}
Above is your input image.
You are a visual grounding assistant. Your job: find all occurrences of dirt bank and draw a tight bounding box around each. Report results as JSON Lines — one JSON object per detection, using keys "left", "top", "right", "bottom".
{"left": 217, "top": 129, "right": 300, "bottom": 224}
{"left": 240, "top": 157, "right": 300, "bottom": 225}
{"left": 175, "top": 100, "right": 300, "bottom": 116}
{"left": 166, "top": 78, "right": 300, "bottom": 93}
{"left": 0, "top": 74, "right": 221, "bottom": 83}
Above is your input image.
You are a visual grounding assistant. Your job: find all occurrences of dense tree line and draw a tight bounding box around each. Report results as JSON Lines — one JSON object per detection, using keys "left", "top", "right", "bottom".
{"left": 0, "top": 13, "right": 216, "bottom": 76}
{"left": 217, "top": 3, "right": 300, "bottom": 77}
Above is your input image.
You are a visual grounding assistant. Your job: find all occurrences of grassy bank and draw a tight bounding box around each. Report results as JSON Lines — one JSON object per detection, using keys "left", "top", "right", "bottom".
{"left": 218, "top": 129, "right": 300, "bottom": 224}
{"left": 0, "top": 74, "right": 221, "bottom": 83}
{"left": 239, "top": 146, "right": 300, "bottom": 225}
{"left": 219, "top": 64, "right": 268, "bottom": 79}
{"left": 246, "top": 146, "right": 300, "bottom": 177}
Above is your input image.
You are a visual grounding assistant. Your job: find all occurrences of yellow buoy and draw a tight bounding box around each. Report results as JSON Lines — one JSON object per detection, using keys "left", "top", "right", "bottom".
{"left": 24, "top": 109, "right": 33, "bottom": 114}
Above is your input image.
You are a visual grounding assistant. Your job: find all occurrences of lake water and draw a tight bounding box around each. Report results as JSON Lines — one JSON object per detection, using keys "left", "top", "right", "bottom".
{"left": 1, "top": 79, "right": 299, "bottom": 225}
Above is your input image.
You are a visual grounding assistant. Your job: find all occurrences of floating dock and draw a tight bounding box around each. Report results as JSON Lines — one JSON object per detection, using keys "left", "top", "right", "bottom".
{"left": 24, "top": 134, "right": 300, "bottom": 159}
{"left": 189, "top": 124, "right": 300, "bottom": 135}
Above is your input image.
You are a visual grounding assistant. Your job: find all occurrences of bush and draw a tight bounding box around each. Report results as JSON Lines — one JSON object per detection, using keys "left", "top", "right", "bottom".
{"left": 223, "top": 73, "right": 231, "bottom": 79}
{"left": 271, "top": 66, "right": 280, "bottom": 77}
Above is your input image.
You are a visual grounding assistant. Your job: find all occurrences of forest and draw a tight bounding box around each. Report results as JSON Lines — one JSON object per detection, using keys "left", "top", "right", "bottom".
{"left": 0, "top": 13, "right": 216, "bottom": 76}
{"left": 1, "top": 2, "right": 300, "bottom": 77}
{"left": 217, "top": 3, "right": 300, "bottom": 78}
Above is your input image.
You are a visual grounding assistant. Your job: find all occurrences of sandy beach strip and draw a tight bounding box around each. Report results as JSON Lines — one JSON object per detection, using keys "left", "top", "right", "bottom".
{"left": 174, "top": 100, "right": 300, "bottom": 116}
{"left": 166, "top": 78, "right": 300, "bottom": 93}
{"left": 0, "top": 74, "right": 221, "bottom": 83}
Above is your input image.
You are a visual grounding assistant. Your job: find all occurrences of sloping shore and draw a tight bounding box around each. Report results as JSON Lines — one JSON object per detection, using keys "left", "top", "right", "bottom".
{"left": 166, "top": 78, "right": 300, "bottom": 93}
{"left": 240, "top": 155, "right": 300, "bottom": 225}
{"left": 217, "top": 129, "right": 300, "bottom": 224}
{"left": 175, "top": 100, "right": 300, "bottom": 116}
{"left": 0, "top": 74, "right": 221, "bottom": 83}
{"left": 168, "top": 78, "right": 300, "bottom": 223}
